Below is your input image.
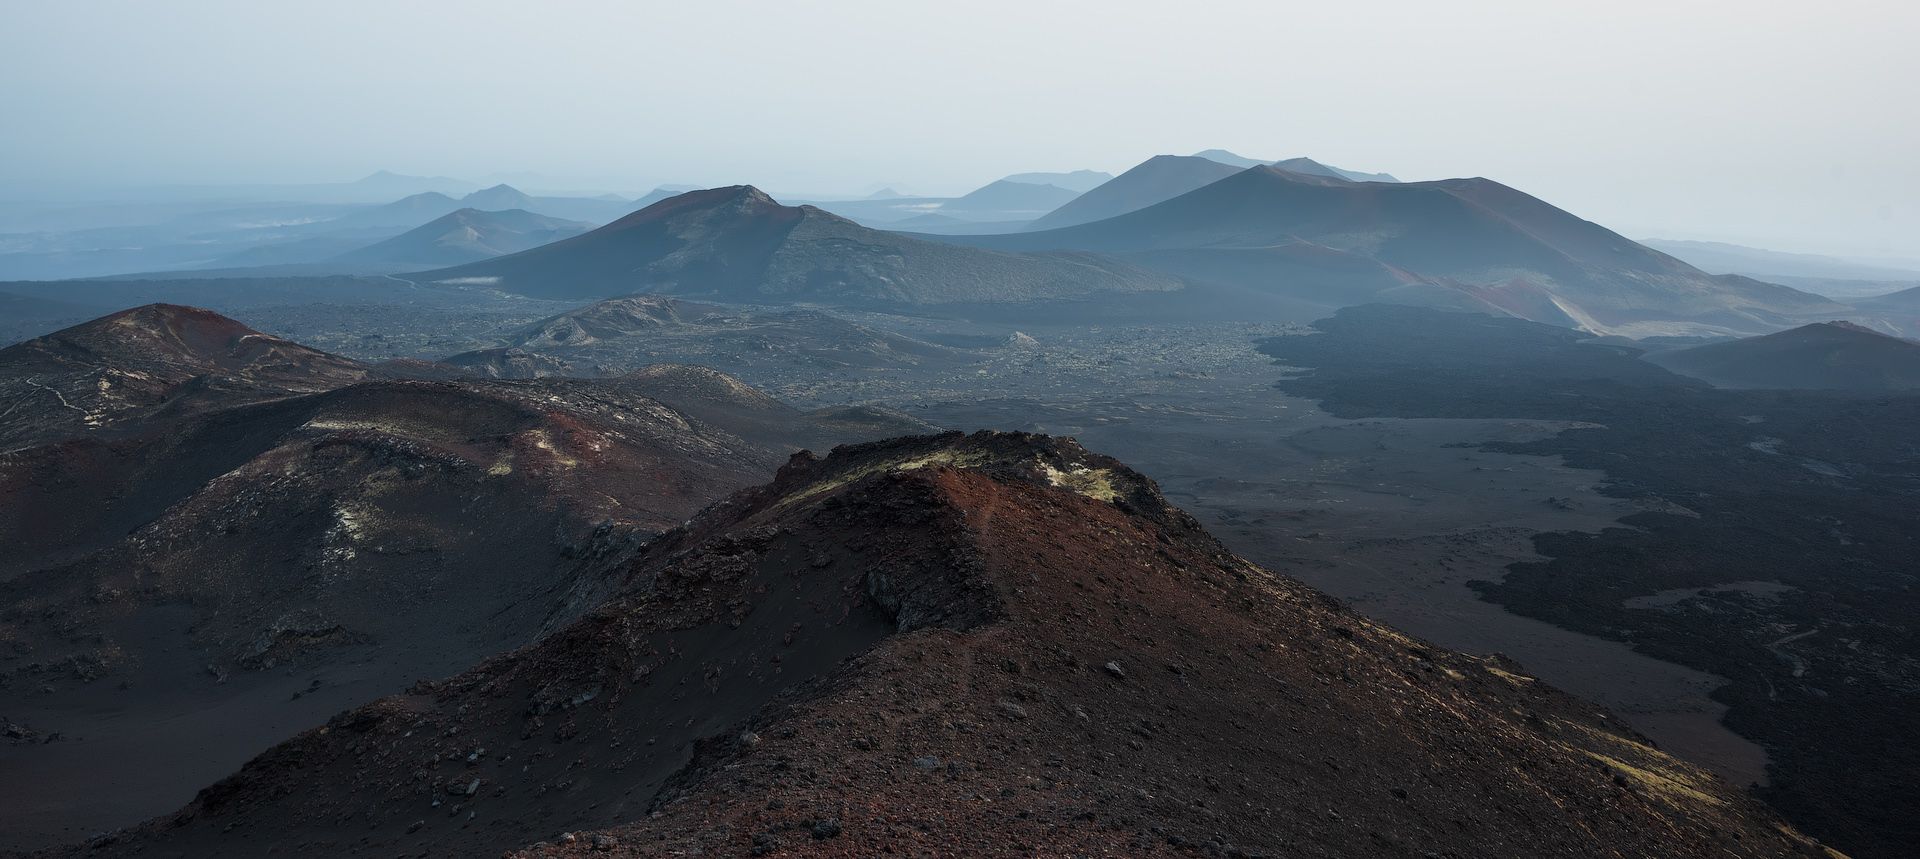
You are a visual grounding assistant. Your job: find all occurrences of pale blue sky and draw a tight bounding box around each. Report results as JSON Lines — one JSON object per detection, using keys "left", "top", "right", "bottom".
{"left": 2, "top": 0, "right": 1916, "bottom": 256}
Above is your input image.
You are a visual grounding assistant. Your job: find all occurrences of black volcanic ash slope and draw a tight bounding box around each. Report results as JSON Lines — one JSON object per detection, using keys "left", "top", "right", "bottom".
{"left": 69, "top": 432, "right": 1832, "bottom": 858}
{"left": 1260, "top": 304, "right": 1920, "bottom": 858}
{"left": 1647, "top": 321, "right": 1920, "bottom": 390}
{"left": 420, "top": 186, "right": 1181, "bottom": 303}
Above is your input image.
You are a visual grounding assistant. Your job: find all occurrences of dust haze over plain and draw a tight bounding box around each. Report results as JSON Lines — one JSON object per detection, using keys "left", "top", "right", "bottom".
{"left": 0, "top": 0, "right": 1915, "bottom": 258}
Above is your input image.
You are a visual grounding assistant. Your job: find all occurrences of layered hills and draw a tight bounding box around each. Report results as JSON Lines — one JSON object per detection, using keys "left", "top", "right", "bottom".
{"left": 942, "top": 179, "right": 1081, "bottom": 218}
{"left": 330, "top": 184, "right": 637, "bottom": 231}
{"left": 1647, "top": 321, "right": 1920, "bottom": 390}
{"left": 422, "top": 186, "right": 1180, "bottom": 304}
{"left": 331, "top": 208, "right": 592, "bottom": 268}
{"left": 60, "top": 431, "right": 1831, "bottom": 857}
{"left": 1000, "top": 169, "right": 1113, "bottom": 193}
{"left": 1191, "top": 149, "right": 1401, "bottom": 182}
{"left": 1027, "top": 154, "right": 1245, "bottom": 230}
{"left": 952, "top": 165, "right": 1846, "bottom": 336}
{"left": 0, "top": 305, "right": 926, "bottom": 849}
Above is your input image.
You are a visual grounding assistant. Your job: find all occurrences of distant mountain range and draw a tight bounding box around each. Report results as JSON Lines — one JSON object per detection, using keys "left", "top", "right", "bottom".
{"left": 795, "top": 174, "right": 1094, "bottom": 230}
{"left": 1641, "top": 239, "right": 1920, "bottom": 283}
{"left": 1646, "top": 321, "right": 1920, "bottom": 390}
{"left": 1641, "top": 239, "right": 1920, "bottom": 301}
{"left": 943, "top": 179, "right": 1082, "bottom": 217}
{"left": 421, "top": 186, "right": 1181, "bottom": 304}
{"left": 329, "top": 183, "right": 639, "bottom": 230}
{"left": 940, "top": 163, "right": 1845, "bottom": 336}
{"left": 1192, "top": 149, "right": 1401, "bottom": 182}
{"left": 1027, "top": 155, "right": 1245, "bottom": 230}
{"left": 331, "top": 208, "right": 592, "bottom": 268}
{"left": 1000, "top": 169, "right": 1113, "bottom": 192}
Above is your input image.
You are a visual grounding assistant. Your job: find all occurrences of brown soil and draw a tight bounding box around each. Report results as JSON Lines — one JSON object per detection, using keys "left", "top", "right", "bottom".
{"left": 53, "top": 432, "right": 1833, "bottom": 858}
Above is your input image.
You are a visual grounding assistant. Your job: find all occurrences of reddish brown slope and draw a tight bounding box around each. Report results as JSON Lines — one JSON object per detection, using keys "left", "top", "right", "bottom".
{"left": 67, "top": 432, "right": 1831, "bottom": 858}
{"left": 0, "top": 329, "right": 927, "bottom": 849}
{"left": 0, "top": 304, "right": 370, "bottom": 448}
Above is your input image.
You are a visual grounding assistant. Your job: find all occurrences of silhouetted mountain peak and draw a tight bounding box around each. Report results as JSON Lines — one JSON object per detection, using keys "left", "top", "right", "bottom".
{"left": 460, "top": 183, "right": 536, "bottom": 210}
{"left": 1028, "top": 154, "right": 1245, "bottom": 230}
{"left": 390, "top": 190, "right": 458, "bottom": 207}
{"left": 1808, "top": 319, "right": 1883, "bottom": 336}
{"left": 1192, "top": 148, "right": 1269, "bottom": 168}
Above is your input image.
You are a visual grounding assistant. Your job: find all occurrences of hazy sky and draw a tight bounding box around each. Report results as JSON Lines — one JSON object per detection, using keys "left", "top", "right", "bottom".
{"left": 3, "top": 0, "right": 1916, "bottom": 257}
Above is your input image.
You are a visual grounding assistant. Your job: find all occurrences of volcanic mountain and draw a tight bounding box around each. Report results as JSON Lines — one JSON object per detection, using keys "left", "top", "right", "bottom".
{"left": 1192, "top": 150, "right": 1401, "bottom": 183}
{"left": 943, "top": 179, "right": 1082, "bottom": 217}
{"left": 1853, "top": 285, "right": 1920, "bottom": 337}
{"left": 458, "top": 183, "right": 540, "bottom": 211}
{"left": 953, "top": 165, "right": 1846, "bottom": 336}
{"left": 1027, "top": 154, "right": 1245, "bottom": 230}
{"left": 1000, "top": 168, "right": 1113, "bottom": 192}
{"left": 420, "top": 186, "right": 1179, "bottom": 304}
{"left": 0, "top": 309, "right": 928, "bottom": 850}
{"left": 60, "top": 430, "right": 1831, "bottom": 858}
{"left": 1858, "top": 284, "right": 1920, "bottom": 307}
{"left": 327, "top": 185, "right": 637, "bottom": 233}
{"left": 1646, "top": 321, "right": 1920, "bottom": 390}
{"left": 331, "top": 208, "right": 592, "bottom": 268}
{"left": 0, "top": 304, "right": 371, "bottom": 448}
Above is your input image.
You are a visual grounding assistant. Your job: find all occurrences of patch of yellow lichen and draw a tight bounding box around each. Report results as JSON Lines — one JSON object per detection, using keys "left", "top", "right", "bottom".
{"left": 1559, "top": 720, "right": 1729, "bottom": 811}
{"left": 1584, "top": 752, "right": 1727, "bottom": 808}
{"left": 1036, "top": 461, "right": 1121, "bottom": 502}
{"left": 774, "top": 450, "right": 991, "bottom": 511}
{"left": 523, "top": 428, "right": 580, "bottom": 469}
{"left": 1485, "top": 665, "right": 1536, "bottom": 685}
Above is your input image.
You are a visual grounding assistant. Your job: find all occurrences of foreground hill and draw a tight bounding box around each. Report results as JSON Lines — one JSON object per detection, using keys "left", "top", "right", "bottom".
{"left": 954, "top": 165, "right": 1845, "bottom": 336}
{"left": 0, "top": 307, "right": 926, "bottom": 850}
{"left": 331, "top": 208, "right": 591, "bottom": 268}
{"left": 1028, "top": 154, "right": 1245, "bottom": 230}
{"left": 64, "top": 431, "right": 1829, "bottom": 857}
{"left": 0, "top": 304, "right": 371, "bottom": 448}
{"left": 422, "top": 186, "right": 1180, "bottom": 304}
{"left": 1647, "top": 321, "right": 1920, "bottom": 390}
